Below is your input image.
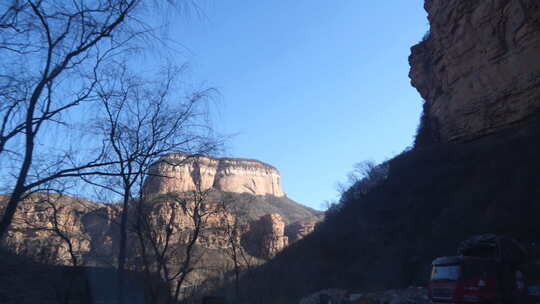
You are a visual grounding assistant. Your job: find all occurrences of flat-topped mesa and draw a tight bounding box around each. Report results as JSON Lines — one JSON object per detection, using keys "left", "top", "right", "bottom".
{"left": 144, "top": 154, "right": 285, "bottom": 197}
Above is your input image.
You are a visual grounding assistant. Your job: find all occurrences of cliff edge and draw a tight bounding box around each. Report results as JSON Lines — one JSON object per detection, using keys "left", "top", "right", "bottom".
{"left": 144, "top": 154, "right": 285, "bottom": 197}
{"left": 410, "top": 0, "right": 540, "bottom": 143}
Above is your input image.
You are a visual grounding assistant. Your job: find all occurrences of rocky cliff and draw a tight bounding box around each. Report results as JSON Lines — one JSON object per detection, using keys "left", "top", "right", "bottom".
{"left": 0, "top": 155, "right": 320, "bottom": 267}
{"left": 245, "top": 213, "right": 289, "bottom": 259}
{"left": 410, "top": 0, "right": 540, "bottom": 143}
{"left": 0, "top": 194, "right": 120, "bottom": 265}
{"left": 0, "top": 194, "right": 304, "bottom": 265}
{"left": 144, "top": 154, "right": 284, "bottom": 197}
{"left": 285, "top": 219, "right": 319, "bottom": 243}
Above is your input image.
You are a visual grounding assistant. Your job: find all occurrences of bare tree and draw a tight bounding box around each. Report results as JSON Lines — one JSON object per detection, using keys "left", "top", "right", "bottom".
{"left": 0, "top": 0, "right": 151, "bottom": 240}
{"left": 172, "top": 190, "right": 214, "bottom": 302}
{"left": 6, "top": 190, "right": 91, "bottom": 267}
{"left": 11, "top": 189, "right": 96, "bottom": 304}
{"left": 0, "top": 2, "right": 221, "bottom": 302}
{"left": 90, "top": 62, "right": 219, "bottom": 303}
{"left": 217, "top": 198, "right": 255, "bottom": 302}
{"left": 132, "top": 189, "right": 218, "bottom": 304}
{"left": 36, "top": 192, "right": 91, "bottom": 267}
{"left": 0, "top": 0, "right": 194, "bottom": 241}
{"left": 336, "top": 161, "right": 389, "bottom": 197}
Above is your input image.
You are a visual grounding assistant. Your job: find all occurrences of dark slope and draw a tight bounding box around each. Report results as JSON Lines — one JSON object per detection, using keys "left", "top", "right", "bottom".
{"left": 229, "top": 121, "right": 540, "bottom": 304}
{"left": 0, "top": 249, "right": 169, "bottom": 304}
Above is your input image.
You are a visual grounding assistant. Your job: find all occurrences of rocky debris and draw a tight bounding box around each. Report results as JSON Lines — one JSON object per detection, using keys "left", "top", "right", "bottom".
{"left": 347, "top": 288, "right": 430, "bottom": 304}
{"left": 409, "top": 0, "right": 540, "bottom": 143}
{"left": 299, "top": 289, "right": 348, "bottom": 304}
{"left": 300, "top": 288, "right": 429, "bottom": 304}
{"left": 144, "top": 154, "right": 284, "bottom": 197}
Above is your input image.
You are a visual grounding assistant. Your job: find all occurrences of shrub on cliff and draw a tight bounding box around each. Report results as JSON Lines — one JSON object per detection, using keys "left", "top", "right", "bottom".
{"left": 327, "top": 160, "right": 389, "bottom": 222}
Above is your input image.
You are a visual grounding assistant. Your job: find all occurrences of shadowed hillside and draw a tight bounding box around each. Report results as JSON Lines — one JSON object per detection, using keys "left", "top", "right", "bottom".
{"left": 0, "top": 249, "right": 170, "bottom": 304}
{"left": 226, "top": 118, "right": 540, "bottom": 304}
{"left": 220, "top": 1, "right": 540, "bottom": 302}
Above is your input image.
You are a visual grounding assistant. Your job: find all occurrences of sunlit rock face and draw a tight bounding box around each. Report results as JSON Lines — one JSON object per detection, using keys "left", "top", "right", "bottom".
{"left": 409, "top": 0, "right": 540, "bottom": 142}
{"left": 144, "top": 154, "right": 285, "bottom": 197}
{"left": 1, "top": 156, "right": 317, "bottom": 271}
{"left": 0, "top": 193, "right": 293, "bottom": 266}
{"left": 0, "top": 194, "right": 119, "bottom": 265}
{"left": 143, "top": 198, "right": 242, "bottom": 250}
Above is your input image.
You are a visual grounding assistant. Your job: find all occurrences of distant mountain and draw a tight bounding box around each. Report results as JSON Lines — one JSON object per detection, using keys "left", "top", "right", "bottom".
{"left": 0, "top": 155, "right": 321, "bottom": 290}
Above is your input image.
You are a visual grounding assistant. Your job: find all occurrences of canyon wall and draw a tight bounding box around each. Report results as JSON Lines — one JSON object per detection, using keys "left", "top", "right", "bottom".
{"left": 0, "top": 154, "right": 319, "bottom": 292}
{"left": 245, "top": 213, "right": 289, "bottom": 259}
{"left": 410, "top": 0, "right": 540, "bottom": 143}
{"left": 144, "top": 154, "right": 284, "bottom": 197}
{"left": 0, "top": 195, "right": 294, "bottom": 264}
{"left": 285, "top": 219, "right": 319, "bottom": 243}
{"left": 0, "top": 194, "right": 120, "bottom": 265}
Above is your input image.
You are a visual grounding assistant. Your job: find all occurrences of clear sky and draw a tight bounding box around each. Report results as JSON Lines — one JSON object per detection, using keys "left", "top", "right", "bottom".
{"left": 158, "top": 1, "right": 429, "bottom": 210}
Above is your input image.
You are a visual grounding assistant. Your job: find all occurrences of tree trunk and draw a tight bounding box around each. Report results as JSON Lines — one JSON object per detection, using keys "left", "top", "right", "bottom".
{"left": 0, "top": 74, "right": 48, "bottom": 240}
{"left": 117, "top": 190, "right": 131, "bottom": 304}
{"left": 0, "top": 182, "right": 27, "bottom": 240}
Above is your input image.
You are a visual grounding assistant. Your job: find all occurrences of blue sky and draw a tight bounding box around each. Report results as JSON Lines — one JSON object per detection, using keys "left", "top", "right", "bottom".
{"left": 157, "top": 1, "right": 429, "bottom": 209}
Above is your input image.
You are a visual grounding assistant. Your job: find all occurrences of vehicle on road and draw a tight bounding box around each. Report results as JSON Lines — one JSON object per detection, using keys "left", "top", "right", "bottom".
{"left": 428, "top": 235, "right": 530, "bottom": 304}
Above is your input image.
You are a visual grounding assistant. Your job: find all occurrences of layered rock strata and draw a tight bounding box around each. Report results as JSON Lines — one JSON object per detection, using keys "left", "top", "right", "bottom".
{"left": 409, "top": 0, "right": 540, "bottom": 143}
{"left": 0, "top": 194, "right": 294, "bottom": 264}
{"left": 1, "top": 194, "right": 119, "bottom": 265}
{"left": 144, "top": 154, "right": 284, "bottom": 197}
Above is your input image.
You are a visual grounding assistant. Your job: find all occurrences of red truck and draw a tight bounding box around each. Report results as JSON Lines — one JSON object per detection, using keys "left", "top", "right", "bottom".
{"left": 428, "top": 235, "right": 530, "bottom": 304}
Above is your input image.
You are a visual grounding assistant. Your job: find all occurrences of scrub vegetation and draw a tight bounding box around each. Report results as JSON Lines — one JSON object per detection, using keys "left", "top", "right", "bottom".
{"left": 223, "top": 117, "right": 540, "bottom": 304}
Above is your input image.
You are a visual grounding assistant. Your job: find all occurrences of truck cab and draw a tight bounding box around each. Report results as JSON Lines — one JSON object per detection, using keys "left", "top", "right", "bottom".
{"left": 429, "top": 256, "right": 527, "bottom": 303}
